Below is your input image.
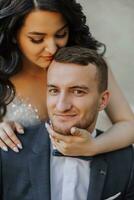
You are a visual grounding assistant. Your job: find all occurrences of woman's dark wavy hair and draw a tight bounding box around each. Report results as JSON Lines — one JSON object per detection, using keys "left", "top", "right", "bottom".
{"left": 0, "top": 0, "right": 106, "bottom": 118}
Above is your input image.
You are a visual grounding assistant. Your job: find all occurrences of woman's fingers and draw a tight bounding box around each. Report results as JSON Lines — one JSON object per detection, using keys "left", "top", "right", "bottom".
{"left": 0, "top": 132, "right": 19, "bottom": 152}
{"left": 0, "top": 139, "right": 8, "bottom": 152}
{"left": 70, "top": 127, "right": 91, "bottom": 138}
{"left": 46, "top": 123, "right": 91, "bottom": 142}
{"left": 3, "top": 125, "right": 23, "bottom": 149}
{"left": 46, "top": 123, "right": 96, "bottom": 156}
{"left": 50, "top": 135, "right": 69, "bottom": 155}
{"left": 0, "top": 122, "right": 23, "bottom": 152}
{"left": 13, "top": 122, "right": 24, "bottom": 134}
{"left": 45, "top": 123, "right": 73, "bottom": 143}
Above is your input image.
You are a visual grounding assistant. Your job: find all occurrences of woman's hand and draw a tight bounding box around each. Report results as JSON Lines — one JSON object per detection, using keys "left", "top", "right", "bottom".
{"left": 0, "top": 121, "right": 23, "bottom": 152}
{"left": 45, "top": 123, "right": 97, "bottom": 156}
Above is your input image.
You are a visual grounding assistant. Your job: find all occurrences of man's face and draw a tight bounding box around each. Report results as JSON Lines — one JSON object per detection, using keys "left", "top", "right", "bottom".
{"left": 47, "top": 61, "right": 109, "bottom": 135}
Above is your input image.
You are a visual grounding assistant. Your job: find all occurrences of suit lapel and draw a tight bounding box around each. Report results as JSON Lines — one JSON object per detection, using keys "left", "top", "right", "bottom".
{"left": 87, "top": 155, "right": 107, "bottom": 200}
{"left": 28, "top": 124, "right": 51, "bottom": 200}
{"left": 87, "top": 129, "right": 108, "bottom": 200}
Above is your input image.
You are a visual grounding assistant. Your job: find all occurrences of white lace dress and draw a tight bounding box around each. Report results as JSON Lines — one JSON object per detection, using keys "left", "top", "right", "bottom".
{"left": 4, "top": 95, "right": 42, "bottom": 127}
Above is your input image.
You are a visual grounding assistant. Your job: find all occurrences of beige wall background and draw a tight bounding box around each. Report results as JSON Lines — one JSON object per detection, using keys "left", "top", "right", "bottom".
{"left": 78, "top": 0, "right": 134, "bottom": 128}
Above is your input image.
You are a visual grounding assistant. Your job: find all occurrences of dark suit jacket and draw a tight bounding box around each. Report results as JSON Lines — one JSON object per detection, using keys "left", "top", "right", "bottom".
{"left": 0, "top": 123, "right": 134, "bottom": 200}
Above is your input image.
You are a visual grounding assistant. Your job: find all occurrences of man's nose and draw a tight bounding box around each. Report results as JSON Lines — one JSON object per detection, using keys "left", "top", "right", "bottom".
{"left": 44, "top": 38, "right": 58, "bottom": 55}
{"left": 56, "top": 94, "right": 72, "bottom": 112}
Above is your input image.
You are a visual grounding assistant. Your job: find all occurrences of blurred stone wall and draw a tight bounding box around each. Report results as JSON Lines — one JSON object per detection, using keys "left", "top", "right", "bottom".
{"left": 78, "top": 0, "right": 134, "bottom": 105}
{"left": 78, "top": 0, "right": 134, "bottom": 129}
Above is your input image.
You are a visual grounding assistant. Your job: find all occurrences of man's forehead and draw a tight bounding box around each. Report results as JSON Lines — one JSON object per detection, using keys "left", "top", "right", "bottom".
{"left": 48, "top": 60, "right": 97, "bottom": 77}
{"left": 47, "top": 61, "right": 98, "bottom": 88}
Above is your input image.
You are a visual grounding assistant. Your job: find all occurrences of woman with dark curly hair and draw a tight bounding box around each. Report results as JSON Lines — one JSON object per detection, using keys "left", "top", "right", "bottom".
{"left": 0, "top": 0, "right": 133, "bottom": 155}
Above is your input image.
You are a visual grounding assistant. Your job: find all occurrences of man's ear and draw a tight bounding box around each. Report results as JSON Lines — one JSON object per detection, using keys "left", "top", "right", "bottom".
{"left": 98, "top": 90, "right": 110, "bottom": 111}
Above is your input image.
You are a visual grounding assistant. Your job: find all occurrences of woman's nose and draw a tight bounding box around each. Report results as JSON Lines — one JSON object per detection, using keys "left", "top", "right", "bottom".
{"left": 44, "top": 38, "right": 58, "bottom": 55}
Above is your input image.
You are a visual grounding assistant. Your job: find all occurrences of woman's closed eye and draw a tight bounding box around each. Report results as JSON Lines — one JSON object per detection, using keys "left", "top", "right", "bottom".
{"left": 28, "top": 32, "right": 68, "bottom": 44}
{"left": 28, "top": 37, "right": 44, "bottom": 44}
{"left": 55, "top": 31, "right": 68, "bottom": 39}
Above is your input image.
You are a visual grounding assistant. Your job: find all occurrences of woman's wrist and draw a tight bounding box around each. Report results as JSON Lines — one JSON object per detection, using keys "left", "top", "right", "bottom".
{"left": 85, "top": 137, "right": 99, "bottom": 156}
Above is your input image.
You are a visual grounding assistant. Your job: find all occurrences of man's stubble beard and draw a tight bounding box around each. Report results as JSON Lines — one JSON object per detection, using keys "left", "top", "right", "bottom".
{"left": 51, "top": 113, "right": 98, "bottom": 135}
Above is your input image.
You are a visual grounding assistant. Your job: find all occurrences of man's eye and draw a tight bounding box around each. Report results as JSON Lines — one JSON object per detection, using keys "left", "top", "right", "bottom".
{"left": 48, "top": 89, "right": 58, "bottom": 95}
{"left": 29, "top": 38, "right": 44, "bottom": 44}
{"left": 73, "top": 90, "right": 85, "bottom": 96}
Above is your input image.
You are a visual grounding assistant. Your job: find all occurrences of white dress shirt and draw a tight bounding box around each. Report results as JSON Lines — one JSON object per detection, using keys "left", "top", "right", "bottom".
{"left": 51, "top": 130, "right": 96, "bottom": 200}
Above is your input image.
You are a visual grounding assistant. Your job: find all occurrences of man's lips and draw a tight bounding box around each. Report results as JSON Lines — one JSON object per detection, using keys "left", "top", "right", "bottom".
{"left": 54, "top": 114, "right": 77, "bottom": 120}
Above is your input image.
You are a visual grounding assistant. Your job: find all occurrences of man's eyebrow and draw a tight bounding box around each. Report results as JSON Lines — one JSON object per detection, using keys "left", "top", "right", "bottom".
{"left": 47, "top": 84, "right": 57, "bottom": 87}
{"left": 47, "top": 85, "right": 89, "bottom": 90}
{"left": 28, "top": 24, "right": 68, "bottom": 36}
{"left": 70, "top": 86, "right": 89, "bottom": 91}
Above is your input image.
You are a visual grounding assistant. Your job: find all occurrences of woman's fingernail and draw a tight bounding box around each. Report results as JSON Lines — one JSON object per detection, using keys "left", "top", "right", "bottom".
{"left": 17, "top": 144, "right": 23, "bottom": 149}
{"left": 2, "top": 146, "right": 8, "bottom": 152}
{"left": 71, "top": 127, "right": 76, "bottom": 134}
{"left": 49, "top": 120, "right": 51, "bottom": 124}
{"left": 13, "top": 147, "right": 19, "bottom": 153}
{"left": 19, "top": 129, "right": 24, "bottom": 134}
{"left": 45, "top": 123, "right": 49, "bottom": 129}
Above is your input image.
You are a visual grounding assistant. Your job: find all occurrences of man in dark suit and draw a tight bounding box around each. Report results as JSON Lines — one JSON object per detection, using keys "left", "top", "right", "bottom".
{"left": 0, "top": 47, "right": 134, "bottom": 200}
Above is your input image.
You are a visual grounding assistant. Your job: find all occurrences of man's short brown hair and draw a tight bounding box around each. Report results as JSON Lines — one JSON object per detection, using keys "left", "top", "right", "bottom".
{"left": 54, "top": 46, "right": 108, "bottom": 92}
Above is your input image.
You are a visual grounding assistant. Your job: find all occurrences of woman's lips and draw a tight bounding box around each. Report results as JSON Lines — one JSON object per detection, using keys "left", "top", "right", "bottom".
{"left": 41, "top": 56, "right": 53, "bottom": 61}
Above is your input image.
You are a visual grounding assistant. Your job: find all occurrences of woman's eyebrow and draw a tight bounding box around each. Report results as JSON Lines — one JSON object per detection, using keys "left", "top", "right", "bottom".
{"left": 56, "top": 24, "right": 68, "bottom": 32}
{"left": 28, "top": 24, "right": 68, "bottom": 36}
